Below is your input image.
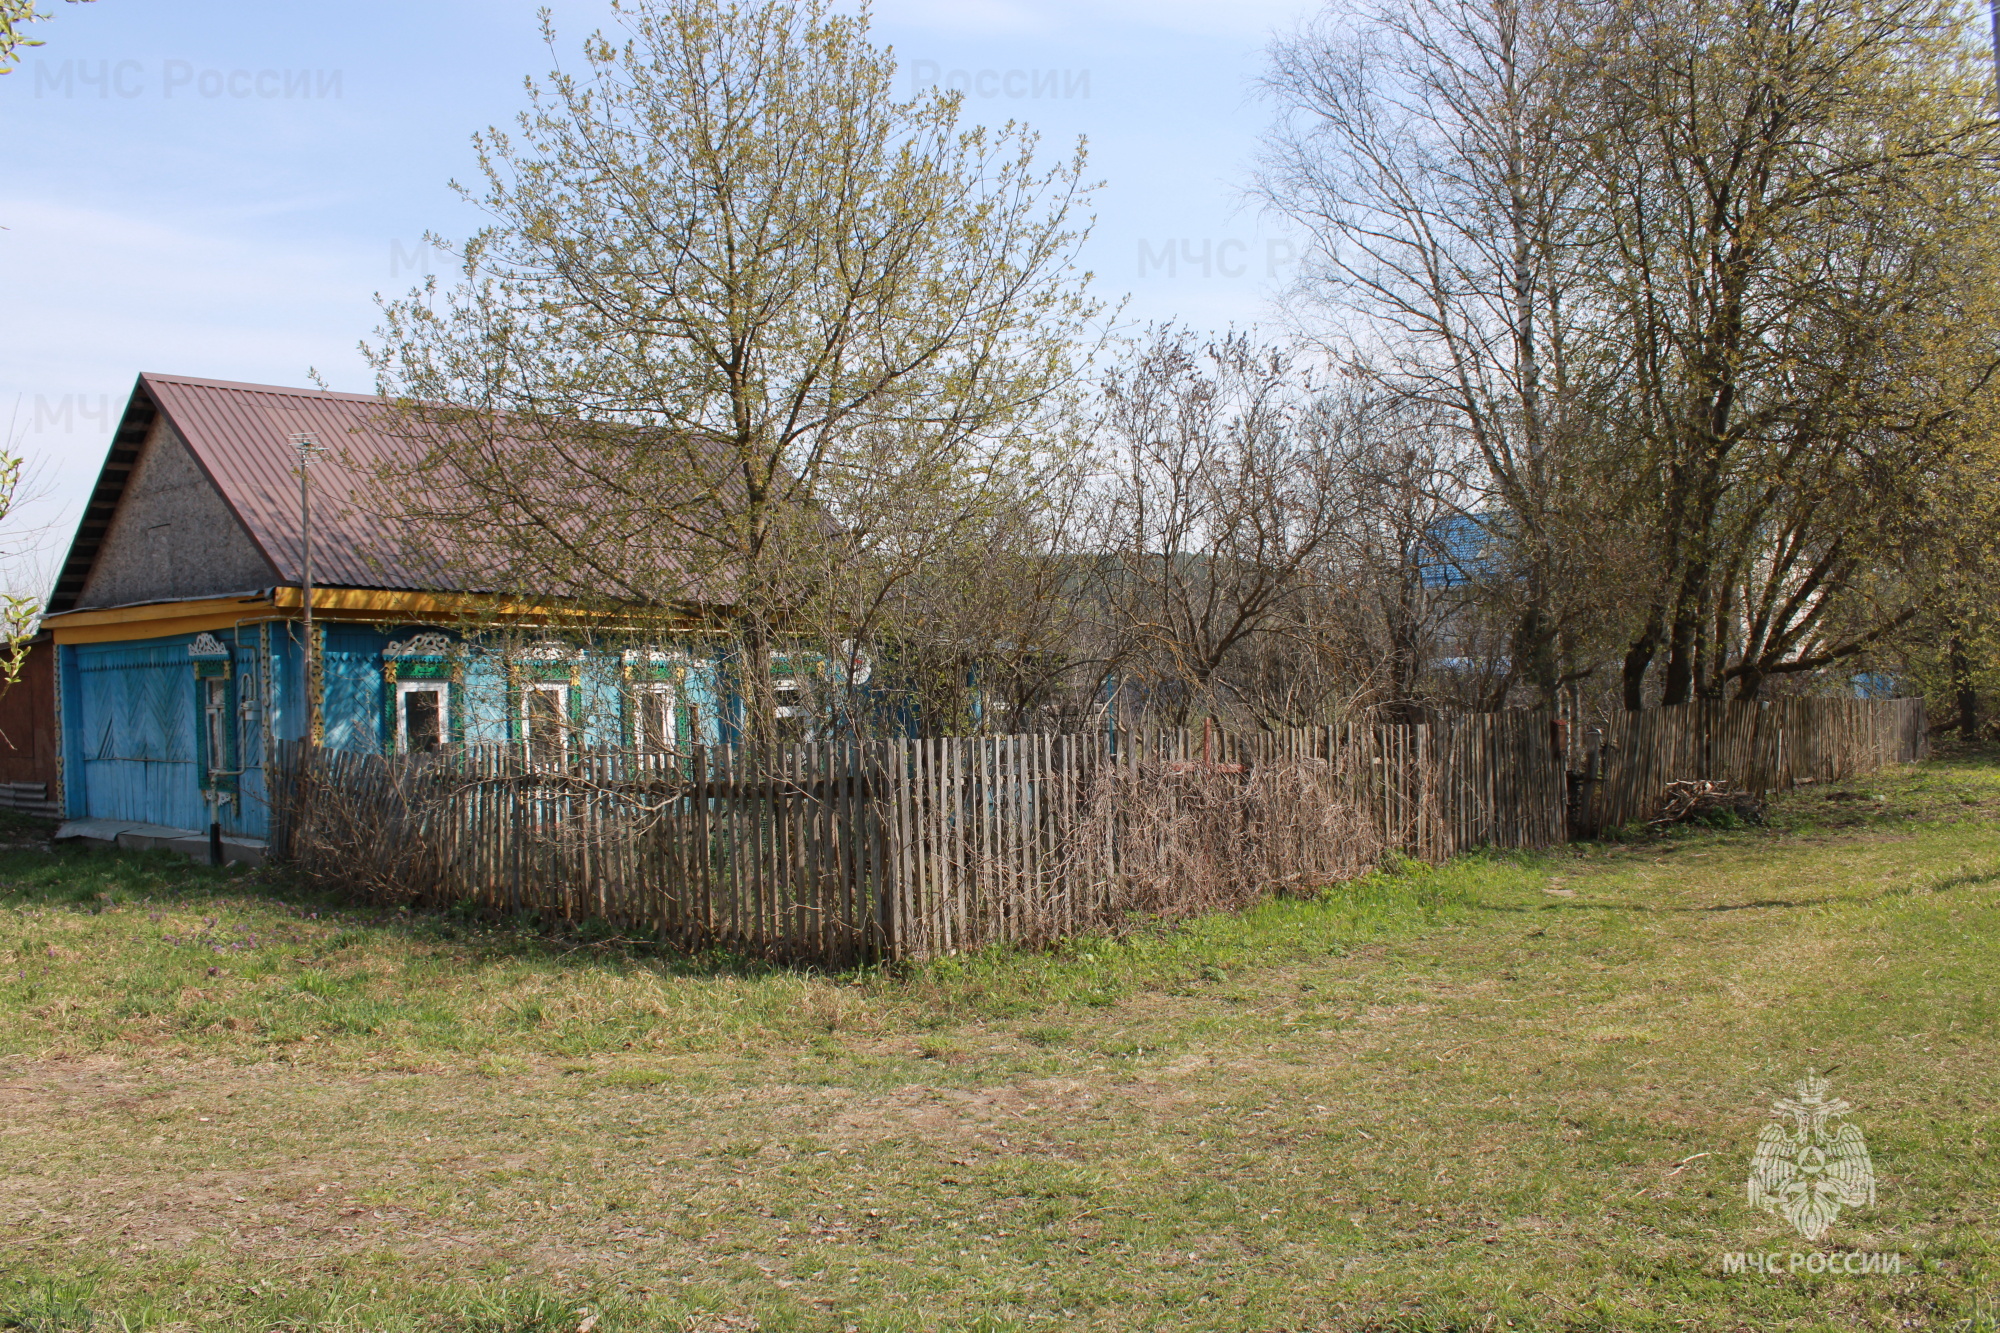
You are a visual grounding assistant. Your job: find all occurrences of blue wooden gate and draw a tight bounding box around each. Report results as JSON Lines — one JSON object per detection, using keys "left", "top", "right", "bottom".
{"left": 71, "top": 640, "right": 205, "bottom": 831}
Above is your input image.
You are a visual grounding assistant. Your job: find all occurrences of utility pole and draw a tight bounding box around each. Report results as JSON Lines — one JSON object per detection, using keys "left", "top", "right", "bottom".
{"left": 290, "top": 432, "right": 326, "bottom": 747}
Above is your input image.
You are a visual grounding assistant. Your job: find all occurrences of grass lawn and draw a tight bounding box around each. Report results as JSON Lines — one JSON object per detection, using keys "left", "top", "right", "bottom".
{"left": 3, "top": 750, "right": 1999, "bottom": 1331}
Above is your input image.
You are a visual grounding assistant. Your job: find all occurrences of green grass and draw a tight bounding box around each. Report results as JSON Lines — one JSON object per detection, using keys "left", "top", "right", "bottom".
{"left": 2, "top": 748, "right": 1999, "bottom": 1329}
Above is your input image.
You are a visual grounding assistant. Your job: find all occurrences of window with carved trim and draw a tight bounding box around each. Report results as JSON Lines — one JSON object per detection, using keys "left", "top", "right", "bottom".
{"left": 635, "top": 683, "right": 676, "bottom": 752}
{"left": 524, "top": 684, "right": 568, "bottom": 766}
{"left": 203, "top": 678, "right": 231, "bottom": 783}
{"left": 397, "top": 681, "right": 449, "bottom": 753}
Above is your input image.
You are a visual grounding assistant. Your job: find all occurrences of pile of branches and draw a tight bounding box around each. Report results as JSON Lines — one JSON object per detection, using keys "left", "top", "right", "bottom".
{"left": 1649, "top": 779, "right": 1765, "bottom": 828}
{"left": 279, "top": 753, "right": 461, "bottom": 906}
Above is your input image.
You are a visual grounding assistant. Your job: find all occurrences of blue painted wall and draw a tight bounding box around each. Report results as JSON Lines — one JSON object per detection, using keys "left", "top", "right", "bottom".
{"left": 322, "top": 625, "right": 390, "bottom": 754}
{"left": 68, "top": 638, "right": 202, "bottom": 830}
{"left": 58, "top": 623, "right": 747, "bottom": 840}
{"left": 65, "top": 624, "right": 285, "bottom": 837}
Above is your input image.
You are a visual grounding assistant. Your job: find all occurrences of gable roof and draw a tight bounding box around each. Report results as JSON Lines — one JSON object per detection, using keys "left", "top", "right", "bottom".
{"left": 51, "top": 371, "right": 810, "bottom": 618}
{"left": 51, "top": 373, "right": 454, "bottom": 613}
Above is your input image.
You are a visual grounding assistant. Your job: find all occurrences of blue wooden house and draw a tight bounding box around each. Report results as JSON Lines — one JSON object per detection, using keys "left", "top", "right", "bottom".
{"left": 42, "top": 373, "right": 757, "bottom": 857}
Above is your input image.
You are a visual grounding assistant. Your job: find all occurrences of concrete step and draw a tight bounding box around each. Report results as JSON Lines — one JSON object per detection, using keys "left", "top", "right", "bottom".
{"left": 55, "top": 818, "right": 267, "bottom": 867}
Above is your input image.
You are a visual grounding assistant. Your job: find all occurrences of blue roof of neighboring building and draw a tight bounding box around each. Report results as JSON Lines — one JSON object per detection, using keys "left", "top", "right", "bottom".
{"left": 1419, "top": 513, "right": 1503, "bottom": 589}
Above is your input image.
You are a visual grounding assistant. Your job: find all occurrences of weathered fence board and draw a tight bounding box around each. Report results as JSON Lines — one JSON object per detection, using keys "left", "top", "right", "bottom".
{"left": 1575, "top": 696, "right": 1926, "bottom": 833}
{"left": 272, "top": 697, "right": 1925, "bottom": 965}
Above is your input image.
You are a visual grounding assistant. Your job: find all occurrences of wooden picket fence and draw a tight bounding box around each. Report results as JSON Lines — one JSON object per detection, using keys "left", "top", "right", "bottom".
{"left": 271, "top": 711, "right": 1561, "bottom": 964}
{"left": 879, "top": 711, "right": 1565, "bottom": 959}
{"left": 1571, "top": 696, "right": 1928, "bottom": 833}
{"left": 269, "top": 697, "right": 1921, "bottom": 965}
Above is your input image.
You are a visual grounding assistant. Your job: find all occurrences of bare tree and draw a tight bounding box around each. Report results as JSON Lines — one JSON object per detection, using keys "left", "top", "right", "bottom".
{"left": 1078, "top": 328, "right": 1359, "bottom": 729}
{"left": 1264, "top": 0, "right": 2000, "bottom": 710}
{"left": 1261, "top": 0, "right": 1626, "bottom": 707}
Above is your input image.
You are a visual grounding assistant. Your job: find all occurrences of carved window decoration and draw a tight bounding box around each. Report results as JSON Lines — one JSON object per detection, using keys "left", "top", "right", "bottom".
{"left": 382, "top": 630, "right": 458, "bottom": 752}
{"left": 621, "top": 648, "right": 696, "bottom": 762}
{"left": 192, "top": 653, "right": 237, "bottom": 794}
{"left": 384, "top": 631, "right": 454, "bottom": 660}
{"left": 188, "top": 632, "right": 230, "bottom": 660}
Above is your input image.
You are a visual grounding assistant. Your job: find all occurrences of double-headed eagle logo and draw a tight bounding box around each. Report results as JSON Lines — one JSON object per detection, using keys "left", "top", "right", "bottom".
{"left": 1748, "top": 1070, "right": 1875, "bottom": 1241}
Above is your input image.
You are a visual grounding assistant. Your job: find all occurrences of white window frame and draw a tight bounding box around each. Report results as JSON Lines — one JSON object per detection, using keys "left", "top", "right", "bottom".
{"left": 395, "top": 680, "right": 451, "bottom": 754}
{"left": 772, "top": 675, "right": 814, "bottom": 742}
{"left": 521, "top": 683, "right": 570, "bottom": 763}
{"left": 633, "top": 681, "right": 677, "bottom": 752}
{"left": 202, "top": 676, "right": 230, "bottom": 782}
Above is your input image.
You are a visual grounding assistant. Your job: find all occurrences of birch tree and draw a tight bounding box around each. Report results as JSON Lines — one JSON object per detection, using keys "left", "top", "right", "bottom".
{"left": 366, "top": 0, "right": 1100, "bottom": 743}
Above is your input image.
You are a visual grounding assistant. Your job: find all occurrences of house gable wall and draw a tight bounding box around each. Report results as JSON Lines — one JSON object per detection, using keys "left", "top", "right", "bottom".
{"left": 77, "top": 416, "right": 277, "bottom": 609}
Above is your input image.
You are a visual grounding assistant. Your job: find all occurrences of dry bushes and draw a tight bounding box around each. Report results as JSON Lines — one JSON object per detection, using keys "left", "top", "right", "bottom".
{"left": 275, "top": 742, "right": 1393, "bottom": 959}
{"left": 1090, "top": 757, "right": 1385, "bottom": 924}
{"left": 279, "top": 748, "right": 691, "bottom": 927}
{"left": 279, "top": 755, "right": 463, "bottom": 907}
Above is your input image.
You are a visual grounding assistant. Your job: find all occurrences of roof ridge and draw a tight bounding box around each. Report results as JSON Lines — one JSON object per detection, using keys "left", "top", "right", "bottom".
{"left": 138, "top": 371, "right": 388, "bottom": 405}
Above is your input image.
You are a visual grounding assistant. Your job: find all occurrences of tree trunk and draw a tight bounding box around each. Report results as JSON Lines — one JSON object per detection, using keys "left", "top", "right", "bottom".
{"left": 1622, "top": 618, "right": 1658, "bottom": 712}
{"left": 1660, "top": 561, "right": 1708, "bottom": 706}
{"left": 1950, "top": 632, "right": 1979, "bottom": 740}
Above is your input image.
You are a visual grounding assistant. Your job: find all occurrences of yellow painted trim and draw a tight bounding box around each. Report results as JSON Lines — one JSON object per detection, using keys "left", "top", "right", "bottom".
{"left": 269, "top": 587, "right": 535, "bottom": 615}
{"left": 46, "top": 586, "right": 714, "bottom": 644}
{"left": 271, "top": 587, "right": 715, "bottom": 630}
{"left": 41, "top": 594, "right": 274, "bottom": 629}
{"left": 51, "top": 610, "right": 288, "bottom": 645}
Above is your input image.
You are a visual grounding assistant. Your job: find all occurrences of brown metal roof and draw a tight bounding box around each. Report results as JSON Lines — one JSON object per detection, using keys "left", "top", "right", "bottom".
{"left": 47, "top": 373, "right": 470, "bottom": 613}
{"left": 147, "top": 372, "right": 449, "bottom": 595}
{"left": 49, "top": 372, "right": 754, "bottom": 615}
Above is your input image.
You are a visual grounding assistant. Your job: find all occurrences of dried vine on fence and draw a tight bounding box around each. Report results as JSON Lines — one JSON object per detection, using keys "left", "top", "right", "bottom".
{"left": 1087, "top": 757, "right": 1384, "bottom": 923}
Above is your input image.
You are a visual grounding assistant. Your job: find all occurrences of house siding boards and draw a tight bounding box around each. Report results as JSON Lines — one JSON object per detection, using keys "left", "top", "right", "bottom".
{"left": 77, "top": 415, "right": 277, "bottom": 610}
{"left": 56, "top": 616, "right": 737, "bottom": 839}
{"left": 61, "top": 629, "right": 281, "bottom": 837}
{"left": 322, "top": 626, "right": 390, "bottom": 755}
{"left": 68, "top": 637, "right": 204, "bottom": 832}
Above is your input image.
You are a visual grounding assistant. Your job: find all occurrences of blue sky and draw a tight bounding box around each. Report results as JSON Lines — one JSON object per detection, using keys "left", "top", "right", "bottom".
{"left": 0, "top": 0, "right": 1320, "bottom": 587}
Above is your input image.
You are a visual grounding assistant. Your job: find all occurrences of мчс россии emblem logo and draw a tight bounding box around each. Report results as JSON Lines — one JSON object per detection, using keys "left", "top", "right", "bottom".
{"left": 1747, "top": 1070, "right": 1875, "bottom": 1242}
